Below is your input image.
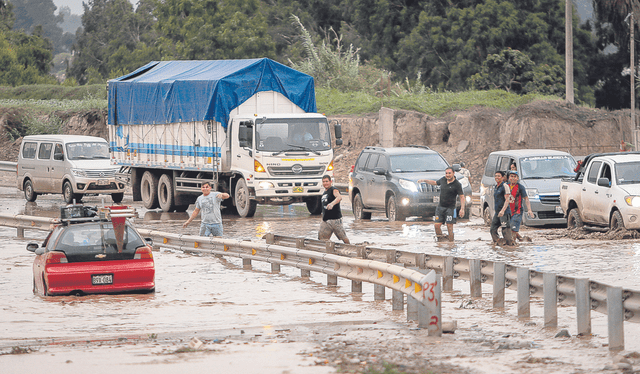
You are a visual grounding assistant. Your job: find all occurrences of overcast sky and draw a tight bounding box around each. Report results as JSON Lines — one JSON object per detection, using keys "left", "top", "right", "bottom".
{"left": 53, "top": 0, "right": 134, "bottom": 15}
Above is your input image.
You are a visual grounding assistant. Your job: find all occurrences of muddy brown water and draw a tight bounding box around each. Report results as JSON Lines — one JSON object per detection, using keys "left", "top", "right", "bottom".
{"left": 2, "top": 186, "right": 640, "bottom": 373}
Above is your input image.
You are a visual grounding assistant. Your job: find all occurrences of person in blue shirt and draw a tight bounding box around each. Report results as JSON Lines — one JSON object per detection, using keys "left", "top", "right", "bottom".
{"left": 490, "top": 171, "right": 514, "bottom": 245}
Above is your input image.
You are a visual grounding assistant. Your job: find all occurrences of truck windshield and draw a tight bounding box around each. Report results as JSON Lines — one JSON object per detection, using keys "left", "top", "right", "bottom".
{"left": 519, "top": 156, "right": 576, "bottom": 179}
{"left": 615, "top": 162, "right": 640, "bottom": 185}
{"left": 390, "top": 154, "right": 449, "bottom": 172}
{"left": 256, "top": 118, "right": 331, "bottom": 152}
{"left": 66, "top": 142, "right": 110, "bottom": 160}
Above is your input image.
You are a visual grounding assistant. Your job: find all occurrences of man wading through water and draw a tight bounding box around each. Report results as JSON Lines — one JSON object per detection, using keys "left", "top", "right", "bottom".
{"left": 318, "top": 175, "right": 350, "bottom": 244}
{"left": 490, "top": 171, "right": 514, "bottom": 245}
{"left": 418, "top": 167, "right": 465, "bottom": 242}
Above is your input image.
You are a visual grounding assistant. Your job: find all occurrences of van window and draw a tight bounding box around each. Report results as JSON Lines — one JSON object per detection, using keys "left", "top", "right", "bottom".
{"left": 53, "top": 143, "right": 64, "bottom": 161}
{"left": 38, "top": 143, "right": 53, "bottom": 160}
{"left": 66, "top": 142, "right": 110, "bottom": 160}
{"left": 599, "top": 163, "right": 612, "bottom": 186}
{"left": 498, "top": 157, "right": 513, "bottom": 173}
{"left": 22, "top": 142, "right": 37, "bottom": 159}
{"left": 484, "top": 155, "right": 498, "bottom": 177}
{"left": 586, "top": 161, "right": 602, "bottom": 184}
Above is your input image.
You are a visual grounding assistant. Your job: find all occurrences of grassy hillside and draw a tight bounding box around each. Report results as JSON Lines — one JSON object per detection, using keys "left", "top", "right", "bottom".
{"left": 0, "top": 84, "right": 560, "bottom": 117}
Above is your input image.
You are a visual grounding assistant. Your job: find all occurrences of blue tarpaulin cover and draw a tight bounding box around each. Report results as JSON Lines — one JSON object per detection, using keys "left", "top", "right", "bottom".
{"left": 107, "top": 58, "right": 317, "bottom": 128}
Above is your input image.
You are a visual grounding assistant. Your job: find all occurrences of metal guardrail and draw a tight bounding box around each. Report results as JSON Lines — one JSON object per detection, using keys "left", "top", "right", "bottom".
{"left": 0, "top": 214, "right": 442, "bottom": 336}
{"left": 0, "top": 161, "right": 17, "bottom": 173}
{"left": 265, "top": 234, "right": 640, "bottom": 351}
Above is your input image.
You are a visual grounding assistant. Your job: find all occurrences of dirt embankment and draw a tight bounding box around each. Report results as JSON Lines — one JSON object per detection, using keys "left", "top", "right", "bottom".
{"left": 1, "top": 101, "right": 636, "bottom": 191}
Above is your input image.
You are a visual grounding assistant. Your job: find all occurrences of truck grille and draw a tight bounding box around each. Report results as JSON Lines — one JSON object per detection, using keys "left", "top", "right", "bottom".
{"left": 538, "top": 211, "right": 564, "bottom": 219}
{"left": 84, "top": 169, "right": 117, "bottom": 178}
{"left": 539, "top": 195, "right": 560, "bottom": 205}
{"left": 419, "top": 182, "right": 440, "bottom": 193}
{"left": 268, "top": 166, "right": 325, "bottom": 176}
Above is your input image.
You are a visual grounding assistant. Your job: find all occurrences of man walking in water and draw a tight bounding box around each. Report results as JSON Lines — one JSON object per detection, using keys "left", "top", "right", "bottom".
{"left": 418, "top": 167, "right": 465, "bottom": 242}
{"left": 490, "top": 171, "right": 514, "bottom": 245}
{"left": 318, "top": 175, "right": 350, "bottom": 243}
{"left": 183, "top": 182, "right": 230, "bottom": 236}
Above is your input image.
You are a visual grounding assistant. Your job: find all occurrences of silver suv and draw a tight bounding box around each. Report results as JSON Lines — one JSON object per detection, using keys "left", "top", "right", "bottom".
{"left": 348, "top": 146, "right": 472, "bottom": 221}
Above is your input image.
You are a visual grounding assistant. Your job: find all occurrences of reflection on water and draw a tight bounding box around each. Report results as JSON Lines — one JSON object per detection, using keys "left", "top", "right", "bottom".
{"left": 142, "top": 211, "right": 189, "bottom": 222}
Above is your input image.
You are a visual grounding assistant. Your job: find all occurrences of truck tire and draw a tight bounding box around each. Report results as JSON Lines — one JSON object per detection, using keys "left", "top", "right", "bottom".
{"left": 567, "top": 208, "right": 583, "bottom": 229}
{"left": 111, "top": 193, "right": 124, "bottom": 203}
{"left": 306, "top": 196, "right": 323, "bottom": 215}
{"left": 234, "top": 178, "right": 257, "bottom": 218}
{"left": 222, "top": 197, "right": 238, "bottom": 215}
{"left": 157, "top": 174, "right": 176, "bottom": 212}
{"left": 610, "top": 210, "right": 625, "bottom": 231}
{"left": 63, "top": 181, "right": 82, "bottom": 204}
{"left": 386, "top": 195, "right": 406, "bottom": 221}
{"left": 141, "top": 171, "right": 159, "bottom": 209}
{"left": 24, "top": 180, "right": 37, "bottom": 202}
{"left": 353, "top": 193, "right": 371, "bottom": 220}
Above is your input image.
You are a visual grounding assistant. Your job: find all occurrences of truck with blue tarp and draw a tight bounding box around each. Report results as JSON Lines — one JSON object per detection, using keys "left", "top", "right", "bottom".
{"left": 107, "top": 58, "right": 342, "bottom": 217}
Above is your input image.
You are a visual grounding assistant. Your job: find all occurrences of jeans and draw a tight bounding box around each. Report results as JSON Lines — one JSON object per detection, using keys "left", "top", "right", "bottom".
{"left": 200, "top": 223, "right": 223, "bottom": 237}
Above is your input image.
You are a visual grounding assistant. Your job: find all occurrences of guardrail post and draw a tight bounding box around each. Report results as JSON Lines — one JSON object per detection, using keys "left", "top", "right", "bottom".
{"left": 442, "top": 256, "right": 454, "bottom": 292}
{"left": 297, "top": 238, "right": 311, "bottom": 278}
{"left": 242, "top": 258, "right": 251, "bottom": 269}
{"left": 392, "top": 262, "right": 404, "bottom": 311}
{"left": 517, "top": 267, "right": 530, "bottom": 318}
{"left": 265, "top": 234, "right": 281, "bottom": 272}
{"left": 543, "top": 273, "right": 557, "bottom": 328}
{"left": 575, "top": 278, "right": 592, "bottom": 336}
{"left": 469, "top": 259, "right": 482, "bottom": 297}
{"left": 374, "top": 285, "right": 385, "bottom": 300}
{"left": 352, "top": 280, "right": 362, "bottom": 293}
{"left": 17, "top": 228, "right": 25, "bottom": 238}
{"left": 326, "top": 241, "right": 338, "bottom": 285}
{"left": 607, "top": 286, "right": 624, "bottom": 351}
{"left": 417, "top": 271, "right": 441, "bottom": 336}
{"left": 493, "top": 262, "right": 505, "bottom": 308}
{"left": 407, "top": 267, "right": 420, "bottom": 321}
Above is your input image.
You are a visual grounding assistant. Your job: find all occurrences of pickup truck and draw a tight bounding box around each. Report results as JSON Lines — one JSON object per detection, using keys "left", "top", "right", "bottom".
{"left": 560, "top": 152, "right": 640, "bottom": 231}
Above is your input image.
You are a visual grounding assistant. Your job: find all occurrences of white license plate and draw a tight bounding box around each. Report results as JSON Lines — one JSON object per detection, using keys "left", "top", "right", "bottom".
{"left": 97, "top": 179, "right": 109, "bottom": 185}
{"left": 433, "top": 195, "right": 440, "bottom": 203}
{"left": 293, "top": 187, "right": 303, "bottom": 193}
{"left": 555, "top": 206, "right": 563, "bottom": 214}
{"left": 92, "top": 274, "right": 113, "bottom": 285}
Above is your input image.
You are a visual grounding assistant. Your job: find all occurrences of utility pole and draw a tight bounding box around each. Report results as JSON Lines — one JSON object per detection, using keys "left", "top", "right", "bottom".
{"left": 565, "top": 0, "right": 574, "bottom": 104}
{"left": 632, "top": 13, "right": 639, "bottom": 152}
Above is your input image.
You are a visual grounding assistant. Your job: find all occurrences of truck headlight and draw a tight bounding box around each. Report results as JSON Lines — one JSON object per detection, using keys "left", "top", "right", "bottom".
{"left": 258, "top": 182, "right": 274, "bottom": 190}
{"left": 71, "top": 169, "right": 87, "bottom": 177}
{"left": 399, "top": 178, "right": 418, "bottom": 192}
{"left": 526, "top": 188, "right": 539, "bottom": 199}
{"left": 625, "top": 196, "right": 640, "bottom": 207}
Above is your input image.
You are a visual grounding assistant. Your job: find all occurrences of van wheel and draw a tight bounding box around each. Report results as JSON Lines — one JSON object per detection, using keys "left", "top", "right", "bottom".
{"left": 610, "top": 210, "right": 625, "bottom": 231}
{"left": 567, "top": 208, "right": 583, "bottom": 229}
{"left": 482, "top": 206, "right": 492, "bottom": 226}
{"left": 353, "top": 193, "right": 371, "bottom": 220}
{"left": 111, "top": 193, "right": 124, "bottom": 203}
{"left": 140, "top": 171, "right": 159, "bottom": 209}
{"left": 234, "top": 178, "right": 257, "bottom": 218}
{"left": 157, "top": 174, "right": 175, "bottom": 212}
{"left": 305, "top": 196, "right": 323, "bottom": 215}
{"left": 63, "top": 181, "right": 81, "bottom": 204}
{"left": 386, "top": 195, "right": 405, "bottom": 221}
{"left": 24, "top": 180, "right": 37, "bottom": 202}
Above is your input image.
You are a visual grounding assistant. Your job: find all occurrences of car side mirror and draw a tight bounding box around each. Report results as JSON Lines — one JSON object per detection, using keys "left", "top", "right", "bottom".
{"left": 144, "top": 238, "right": 154, "bottom": 247}
{"left": 373, "top": 167, "right": 387, "bottom": 175}
{"left": 451, "top": 164, "right": 461, "bottom": 172}
{"left": 54, "top": 152, "right": 64, "bottom": 161}
{"left": 335, "top": 139, "right": 343, "bottom": 146}
{"left": 597, "top": 177, "right": 610, "bottom": 187}
{"left": 26, "top": 242, "right": 39, "bottom": 252}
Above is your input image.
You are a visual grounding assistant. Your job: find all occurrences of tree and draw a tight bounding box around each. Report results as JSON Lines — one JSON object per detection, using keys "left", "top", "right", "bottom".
{"left": 1, "top": 0, "right": 15, "bottom": 32}
{"left": 469, "top": 48, "right": 536, "bottom": 93}
{"left": 9, "top": 0, "right": 73, "bottom": 53}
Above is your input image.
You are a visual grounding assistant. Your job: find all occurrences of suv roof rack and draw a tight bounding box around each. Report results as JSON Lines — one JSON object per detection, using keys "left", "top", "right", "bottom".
{"left": 408, "top": 145, "right": 431, "bottom": 150}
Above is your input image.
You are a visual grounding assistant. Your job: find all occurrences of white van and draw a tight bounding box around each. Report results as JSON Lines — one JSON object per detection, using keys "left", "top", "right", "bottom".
{"left": 17, "top": 135, "right": 125, "bottom": 203}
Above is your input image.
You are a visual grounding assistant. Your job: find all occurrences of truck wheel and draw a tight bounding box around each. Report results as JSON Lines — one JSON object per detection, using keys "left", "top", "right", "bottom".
{"left": 222, "top": 197, "right": 238, "bottom": 215}
{"left": 610, "top": 210, "right": 625, "bottom": 231}
{"left": 353, "top": 193, "right": 371, "bottom": 220}
{"left": 111, "top": 193, "right": 124, "bottom": 203}
{"left": 24, "top": 180, "right": 37, "bottom": 202}
{"left": 234, "top": 178, "right": 257, "bottom": 218}
{"left": 157, "top": 174, "right": 175, "bottom": 212}
{"left": 63, "top": 181, "right": 81, "bottom": 204}
{"left": 386, "top": 195, "right": 405, "bottom": 221}
{"left": 567, "top": 208, "right": 583, "bottom": 229}
{"left": 140, "top": 171, "right": 159, "bottom": 209}
{"left": 482, "top": 206, "right": 491, "bottom": 226}
{"left": 306, "top": 196, "right": 323, "bottom": 215}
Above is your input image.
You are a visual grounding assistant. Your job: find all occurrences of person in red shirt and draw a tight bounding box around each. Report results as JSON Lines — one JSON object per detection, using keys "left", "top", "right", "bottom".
{"left": 507, "top": 171, "right": 534, "bottom": 242}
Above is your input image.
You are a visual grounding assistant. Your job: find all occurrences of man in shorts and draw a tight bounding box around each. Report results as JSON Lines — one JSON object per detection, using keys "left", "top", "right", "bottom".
{"left": 183, "top": 182, "right": 230, "bottom": 236}
{"left": 507, "top": 171, "right": 534, "bottom": 242}
{"left": 318, "top": 175, "right": 350, "bottom": 243}
{"left": 419, "top": 167, "right": 465, "bottom": 242}
{"left": 490, "top": 171, "right": 514, "bottom": 245}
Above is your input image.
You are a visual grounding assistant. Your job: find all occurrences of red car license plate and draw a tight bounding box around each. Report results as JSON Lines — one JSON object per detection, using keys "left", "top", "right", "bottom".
{"left": 92, "top": 274, "right": 113, "bottom": 285}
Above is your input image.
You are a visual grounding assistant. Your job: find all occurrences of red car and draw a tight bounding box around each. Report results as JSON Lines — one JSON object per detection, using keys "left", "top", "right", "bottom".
{"left": 27, "top": 205, "right": 155, "bottom": 296}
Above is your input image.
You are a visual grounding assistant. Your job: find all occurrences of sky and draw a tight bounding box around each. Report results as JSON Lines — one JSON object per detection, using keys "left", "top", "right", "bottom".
{"left": 52, "top": 0, "right": 134, "bottom": 15}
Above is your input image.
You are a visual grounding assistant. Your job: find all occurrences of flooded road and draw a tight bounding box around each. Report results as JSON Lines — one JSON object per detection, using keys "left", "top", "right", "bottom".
{"left": 1, "top": 185, "right": 640, "bottom": 373}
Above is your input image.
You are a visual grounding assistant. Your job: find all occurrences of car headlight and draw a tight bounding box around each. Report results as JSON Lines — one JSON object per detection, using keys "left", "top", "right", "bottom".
{"left": 399, "top": 178, "right": 418, "bottom": 192}
{"left": 258, "top": 182, "right": 274, "bottom": 190}
{"left": 526, "top": 188, "right": 539, "bottom": 199}
{"left": 71, "top": 169, "right": 87, "bottom": 177}
{"left": 625, "top": 196, "right": 640, "bottom": 207}
{"left": 459, "top": 177, "right": 470, "bottom": 188}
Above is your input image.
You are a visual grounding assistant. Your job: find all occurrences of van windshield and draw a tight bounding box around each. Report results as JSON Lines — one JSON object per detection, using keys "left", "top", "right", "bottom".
{"left": 519, "top": 156, "right": 576, "bottom": 179}
{"left": 66, "top": 142, "right": 110, "bottom": 160}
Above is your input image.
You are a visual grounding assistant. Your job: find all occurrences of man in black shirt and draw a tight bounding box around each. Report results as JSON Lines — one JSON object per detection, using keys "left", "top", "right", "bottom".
{"left": 419, "top": 167, "right": 465, "bottom": 242}
{"left": 318, "top": 175, "right": 350, "bottom": 243}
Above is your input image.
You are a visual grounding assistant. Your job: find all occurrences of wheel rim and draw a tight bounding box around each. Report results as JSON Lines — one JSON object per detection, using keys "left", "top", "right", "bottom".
{"left": 388, "top": 197, "right": 396, "bottom": 220}
{"left": 64, "top": 183, "right": 72, "bottom": 202}
{"left": 355, "top": 196, "right": 362, "bottom": 218}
